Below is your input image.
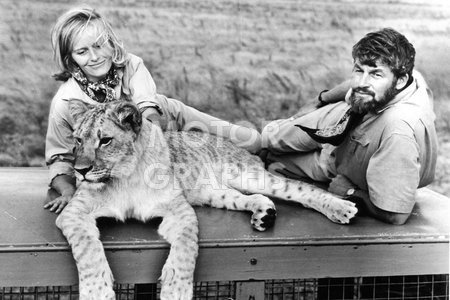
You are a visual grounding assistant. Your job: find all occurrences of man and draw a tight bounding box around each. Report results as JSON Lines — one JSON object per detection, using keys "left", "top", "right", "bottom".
{"left": 261, "top": 28, "right": 438, "bottom": 225}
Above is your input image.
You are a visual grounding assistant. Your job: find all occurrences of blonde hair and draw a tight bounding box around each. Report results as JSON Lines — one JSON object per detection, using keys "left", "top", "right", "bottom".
{"left": 51, "top": 6, "right": 127, "bottom": 81}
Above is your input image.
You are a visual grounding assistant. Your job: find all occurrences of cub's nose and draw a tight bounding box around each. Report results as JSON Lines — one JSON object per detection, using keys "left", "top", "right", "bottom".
{"left": 75, "top": 166, "right": 93, "bottom": 177}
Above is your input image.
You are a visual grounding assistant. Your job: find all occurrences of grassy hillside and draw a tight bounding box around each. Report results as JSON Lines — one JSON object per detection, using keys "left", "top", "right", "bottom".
{"left": 0, "top": 0, "right": 449, "bottom": 194}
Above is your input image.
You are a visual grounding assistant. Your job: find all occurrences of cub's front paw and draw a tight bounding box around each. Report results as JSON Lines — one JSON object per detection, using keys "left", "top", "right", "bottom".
{"left": 326, "top": 198, "right": 358, "bottom": 224}
{"left": 160, "top": 264, "right": 194, "bottom": 300}
{"left": 78, "top": 265, "right": 115, "bottom": 300}
{"left": 79, "top": 286, "right": 115, "bottom": 300}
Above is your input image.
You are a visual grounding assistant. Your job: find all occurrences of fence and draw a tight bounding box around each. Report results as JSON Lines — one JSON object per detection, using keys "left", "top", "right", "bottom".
{"left": 2, "top": 275, "right": 449, "bottom": 299}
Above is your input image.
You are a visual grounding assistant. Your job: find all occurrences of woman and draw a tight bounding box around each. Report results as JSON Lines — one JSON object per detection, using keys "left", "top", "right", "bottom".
{"left": 45, "top": 6, "right": 261, "bottom": 213}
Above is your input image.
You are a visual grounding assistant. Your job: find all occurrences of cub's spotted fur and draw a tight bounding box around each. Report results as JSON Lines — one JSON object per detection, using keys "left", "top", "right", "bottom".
{"left": 56, "top": 100, "right": 357, "bottom": 300}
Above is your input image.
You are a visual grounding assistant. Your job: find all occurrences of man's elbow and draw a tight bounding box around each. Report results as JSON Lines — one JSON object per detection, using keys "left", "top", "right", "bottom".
{"left": 380, "top": 211, "right": 411, "bottom": 225}
{"left": 364, "top": 197, "right": 412, "bottom": 225}
{"left": 389, "top": 214, "right": 410, "bottom": 225}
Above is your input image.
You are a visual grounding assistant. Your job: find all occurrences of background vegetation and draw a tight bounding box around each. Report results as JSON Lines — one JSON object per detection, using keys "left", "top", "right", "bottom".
{"left": 0, "top": 0, "right": 449, "bottom": 195}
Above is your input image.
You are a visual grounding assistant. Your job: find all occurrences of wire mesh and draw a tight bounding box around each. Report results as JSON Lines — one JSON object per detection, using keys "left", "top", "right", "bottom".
{"left": 265, "top": 278, "right": 317, "bottom": 299}
{"left": 265, "top": 275, "right": 449, "bottom": 300}
{"left": 0, "top": 282, "right": 235, "bottom": 300}
{"left": 0, "top": 285, "right": 79, "bottom": 300}
{"left": 0, "top": 275, "right": 447, "bottom": 300}
{"left": 126, "top": 282, "right": 235, "bottom": 300}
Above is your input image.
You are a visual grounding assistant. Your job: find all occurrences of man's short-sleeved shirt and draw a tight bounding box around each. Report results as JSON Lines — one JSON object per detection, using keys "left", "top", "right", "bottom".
{"left": 262, "top": 71, "right": 438, "bottom": 214}
{"left": 335, "top": 71, "right": 437, "bottom": 213}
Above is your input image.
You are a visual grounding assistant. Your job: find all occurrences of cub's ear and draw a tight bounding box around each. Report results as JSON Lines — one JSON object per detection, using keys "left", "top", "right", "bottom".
{"left": 114, "top": 102, "right": 142, "bottom": 134}
{"left": 68, "top": 98, "right": 92, "bottom": 123}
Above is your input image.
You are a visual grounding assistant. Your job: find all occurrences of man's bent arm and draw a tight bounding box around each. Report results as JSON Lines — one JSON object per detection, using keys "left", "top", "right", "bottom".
{"left": 365, "top": 133, "right": 421, "bottom": 224}
{"left": 328, "top": 174, "right": 411, "bottom": 225}
{"left": 351, "top": 189, "right": 411, "bottom": 225}
{"left": 320, "top": 80, "right": 352, "bottom": 104}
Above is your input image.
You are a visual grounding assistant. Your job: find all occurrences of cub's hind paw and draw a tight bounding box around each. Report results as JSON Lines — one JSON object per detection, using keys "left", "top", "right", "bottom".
{"left": 252, "top": 208, "right": 277, "bottom": 231}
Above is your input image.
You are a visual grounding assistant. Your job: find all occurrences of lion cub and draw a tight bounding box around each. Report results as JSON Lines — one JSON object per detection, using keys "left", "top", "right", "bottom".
{"left": 56, "top": 100, "right": 357, "bottom": 300}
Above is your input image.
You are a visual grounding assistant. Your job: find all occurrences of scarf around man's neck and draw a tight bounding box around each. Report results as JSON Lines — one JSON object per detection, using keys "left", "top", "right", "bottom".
{"left": 296, "top": 108, "right": 364, "bottom": 146}
{"left": 71, "top": 66, "right": 120, "bottom": 103}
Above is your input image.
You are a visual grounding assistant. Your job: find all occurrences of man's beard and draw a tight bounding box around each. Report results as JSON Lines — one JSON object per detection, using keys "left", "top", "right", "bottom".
{"left": 349, "top": 82, "right": 398, "bottom": 114}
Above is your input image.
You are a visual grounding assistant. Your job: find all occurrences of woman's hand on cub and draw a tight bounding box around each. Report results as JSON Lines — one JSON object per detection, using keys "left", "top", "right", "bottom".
{"left": 44, "top": 174, "right": 76, "bottom": 213}
{"left": 44, "top": 194, "right": 73, "bottom": 214}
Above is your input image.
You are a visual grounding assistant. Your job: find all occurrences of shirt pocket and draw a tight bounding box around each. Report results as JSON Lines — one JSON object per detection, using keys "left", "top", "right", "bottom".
{"left": 350, "top": 133, "right": 370, "bottom": 147}
{"left": 349, "top": 132, "right": 371, "bottom": 164}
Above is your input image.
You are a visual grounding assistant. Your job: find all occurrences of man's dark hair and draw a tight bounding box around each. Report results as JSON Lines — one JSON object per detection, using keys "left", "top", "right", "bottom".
{"left": 352, "top": 28, "right": 415, "bottom": 79}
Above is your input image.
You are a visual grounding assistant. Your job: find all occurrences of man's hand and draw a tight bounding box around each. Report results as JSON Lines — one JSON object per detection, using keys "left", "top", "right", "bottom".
{"left": 328, "top": 174, "right": 357, "bottom": 197}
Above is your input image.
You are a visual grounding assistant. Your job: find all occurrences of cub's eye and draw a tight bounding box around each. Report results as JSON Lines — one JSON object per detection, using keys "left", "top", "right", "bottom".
{"left": 74, "top": 137, "right": 82, "bottom": 145}
{"left": 99, "top": 137, "right": 113, "bottom": 146}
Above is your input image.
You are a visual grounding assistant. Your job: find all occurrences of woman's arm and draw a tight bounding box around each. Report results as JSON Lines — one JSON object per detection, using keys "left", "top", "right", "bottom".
{"left": 45, "top": 97, "right": 78, "bottom": 213}
{"left": 44, "top": 174, "right": 76, "bottom": 213}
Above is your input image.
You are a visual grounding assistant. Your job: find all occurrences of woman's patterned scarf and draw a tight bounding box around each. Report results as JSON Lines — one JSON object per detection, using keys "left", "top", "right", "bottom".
{"left": 71, "top": 66, "right": 120, "bottom": 103}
